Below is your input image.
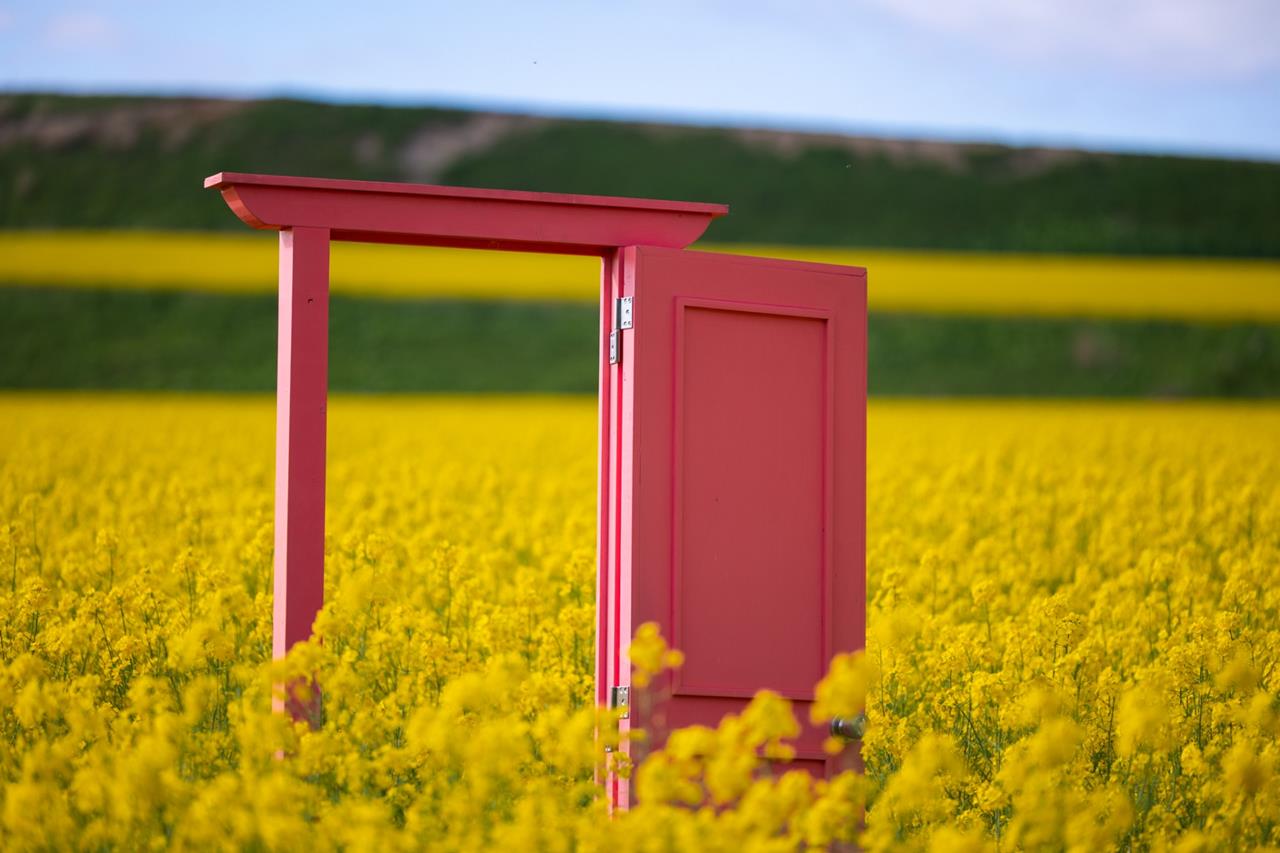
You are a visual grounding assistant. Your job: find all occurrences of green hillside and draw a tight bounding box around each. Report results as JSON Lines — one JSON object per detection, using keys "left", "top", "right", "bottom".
{"left": 3, "top": 92, "right": 1279, "bottom": 256}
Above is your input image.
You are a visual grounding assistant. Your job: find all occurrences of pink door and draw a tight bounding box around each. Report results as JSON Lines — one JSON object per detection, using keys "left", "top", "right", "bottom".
{"left": 603, "top": 246, "right": 866, "bottom": 806}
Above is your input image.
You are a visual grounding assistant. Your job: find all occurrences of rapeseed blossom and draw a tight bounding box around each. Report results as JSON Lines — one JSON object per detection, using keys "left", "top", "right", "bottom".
{"left": 1, "top": 395, "right": 1277, "bottom": 849}
{"left": 5, "top": 231, "right": 1280, "bottom": 320}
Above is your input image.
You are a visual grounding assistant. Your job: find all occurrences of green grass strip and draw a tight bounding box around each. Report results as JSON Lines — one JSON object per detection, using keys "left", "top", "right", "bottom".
{"left": 2, "top": 286, "right": 1278, "bottom": 397}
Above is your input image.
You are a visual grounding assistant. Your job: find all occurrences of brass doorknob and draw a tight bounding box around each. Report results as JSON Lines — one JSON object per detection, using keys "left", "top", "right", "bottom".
{"left": 830, "top": 713, "right": 866, "bottom": 740}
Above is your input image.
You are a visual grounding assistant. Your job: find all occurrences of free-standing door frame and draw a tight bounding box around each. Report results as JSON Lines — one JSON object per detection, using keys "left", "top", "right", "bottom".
{"left": 204, "top": 171, "right": 728, "bottom": 718}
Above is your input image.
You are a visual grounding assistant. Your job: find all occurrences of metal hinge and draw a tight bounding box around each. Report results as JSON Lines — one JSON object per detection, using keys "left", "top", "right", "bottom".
{"left": 610, "top": 685, "right": 630, "bottom": 718}
{"left": 608, "top": 297, "right": 633, "bottom": 366}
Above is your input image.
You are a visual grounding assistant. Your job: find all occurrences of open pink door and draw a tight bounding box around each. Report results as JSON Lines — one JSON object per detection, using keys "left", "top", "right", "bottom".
{"left": 603, "top": 246, "right": 866, "bottom": 806}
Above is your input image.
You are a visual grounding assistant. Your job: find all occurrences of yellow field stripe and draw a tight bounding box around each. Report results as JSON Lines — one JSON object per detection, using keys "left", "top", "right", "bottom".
{"left": 0, "top": 230, "right": 600, "bottom": 299}
{"left": 743, "top": 244, "right": 1280, "bottom": 322}
{"left": 2, "top": 230, "right": 1278, "bottom": 320}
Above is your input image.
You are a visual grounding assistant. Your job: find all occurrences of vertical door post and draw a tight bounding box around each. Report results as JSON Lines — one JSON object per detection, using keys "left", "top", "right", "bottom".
{"left": 273, "top": 226, "right": 331, "bottom": 722}
{"left": 595, "top": 251, "right": 612, "bottom": 791}
{"left": 596, "top": 251, "right": 618, "bottom": 713}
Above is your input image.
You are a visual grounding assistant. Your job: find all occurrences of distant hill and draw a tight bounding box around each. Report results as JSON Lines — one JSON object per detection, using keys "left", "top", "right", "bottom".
{"left": 2, "top": 92, "right": 1278, "bottom": 256}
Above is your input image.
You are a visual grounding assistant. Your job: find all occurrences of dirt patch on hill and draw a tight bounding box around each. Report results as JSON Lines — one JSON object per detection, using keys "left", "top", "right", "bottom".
{"left": 398, "top": 113, "right": 550, "bottom": 181}
{"left": 0, "top": 96, "right": 250, "bottom": 151}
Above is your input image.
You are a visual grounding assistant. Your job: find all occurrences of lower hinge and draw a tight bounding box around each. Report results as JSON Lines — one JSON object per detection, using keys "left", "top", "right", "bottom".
{"left": 610, "top": 685, "right": 630, "bottom": 719}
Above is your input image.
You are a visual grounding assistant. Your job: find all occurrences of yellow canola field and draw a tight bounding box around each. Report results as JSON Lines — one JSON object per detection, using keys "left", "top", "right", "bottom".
{"left": 1, "top": 396, "right": 1278, "bottom": 850}
{"left": 3, "top": 230, "right": 1279, "bottom": 320}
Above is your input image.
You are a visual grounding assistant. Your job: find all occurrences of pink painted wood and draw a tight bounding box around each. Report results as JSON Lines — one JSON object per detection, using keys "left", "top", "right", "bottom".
{"left": 605, "top": 247, "right": 867, "bottom": 805}
{"left": 206, "top": 173, "right": 867, "bottom": 811}
{"left": 273, "top": 226, "right": 330, "bottom": 722}
{"left": 205, "top": 172, "right": 725, "bottom": 254}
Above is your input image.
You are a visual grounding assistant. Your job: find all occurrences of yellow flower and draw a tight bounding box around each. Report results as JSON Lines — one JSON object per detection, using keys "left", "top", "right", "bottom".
{"left": 628, "top": 621, "right": 684, "bottom": 688}
{"left": 2, "top": 394, "right": 1279, "bottom": 849}
{"left": 1222, "top": 740, "right": 1273, "bottom": 797}
{"left": 1116, "top": 684, "right": 1171, "bottom": 756}
{"left": 810, "top": 651, "right": 874, "bottom": 724}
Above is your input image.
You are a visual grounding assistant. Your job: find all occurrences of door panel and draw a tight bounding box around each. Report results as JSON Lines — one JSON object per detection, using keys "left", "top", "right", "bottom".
{"left": 674, "top": 303, "right": 829, "bottom": 700}
{"left": 605, "top": 246, "right": 866, "bottom": 807}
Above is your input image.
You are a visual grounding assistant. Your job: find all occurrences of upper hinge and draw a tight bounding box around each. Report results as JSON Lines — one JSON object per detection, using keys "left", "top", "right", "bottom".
{"left": 609, "top": 297, "right": 633, "bottom": 365}
{"left": 610, "top": 685, "right": 630, "bottom": 718}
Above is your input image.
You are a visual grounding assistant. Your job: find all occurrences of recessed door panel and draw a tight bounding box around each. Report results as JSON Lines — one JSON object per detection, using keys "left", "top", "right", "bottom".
{"left": 675, "top": 303, "right": 829, "bottom": 699}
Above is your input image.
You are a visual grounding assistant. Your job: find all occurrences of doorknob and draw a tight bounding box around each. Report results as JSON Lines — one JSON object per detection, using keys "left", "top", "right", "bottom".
{"left": 830, "top": 713, "right": 866, "bottom": 741}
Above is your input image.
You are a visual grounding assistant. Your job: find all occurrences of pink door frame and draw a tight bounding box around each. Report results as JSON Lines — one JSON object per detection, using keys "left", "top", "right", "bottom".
{"left": 205, "top": 172, "right": 727, "bottom": 717}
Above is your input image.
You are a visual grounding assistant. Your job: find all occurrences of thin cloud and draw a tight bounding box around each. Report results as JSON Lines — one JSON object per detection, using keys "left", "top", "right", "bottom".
{"left": 44, "top": 10, "right": 122, "bottom": 50}
{"left": 864, "top": 0, "right": 1280, "bottom": 79}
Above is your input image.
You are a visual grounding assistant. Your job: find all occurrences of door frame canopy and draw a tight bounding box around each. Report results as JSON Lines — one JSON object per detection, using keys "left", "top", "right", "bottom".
{"left": 205, "top": 172, "right": 727, "bottom": 255}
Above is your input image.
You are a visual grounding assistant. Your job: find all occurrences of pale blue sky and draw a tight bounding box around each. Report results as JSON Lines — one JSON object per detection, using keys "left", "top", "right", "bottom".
{"left": 1, "top": 0, "right": 1277, "bottom": 159}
